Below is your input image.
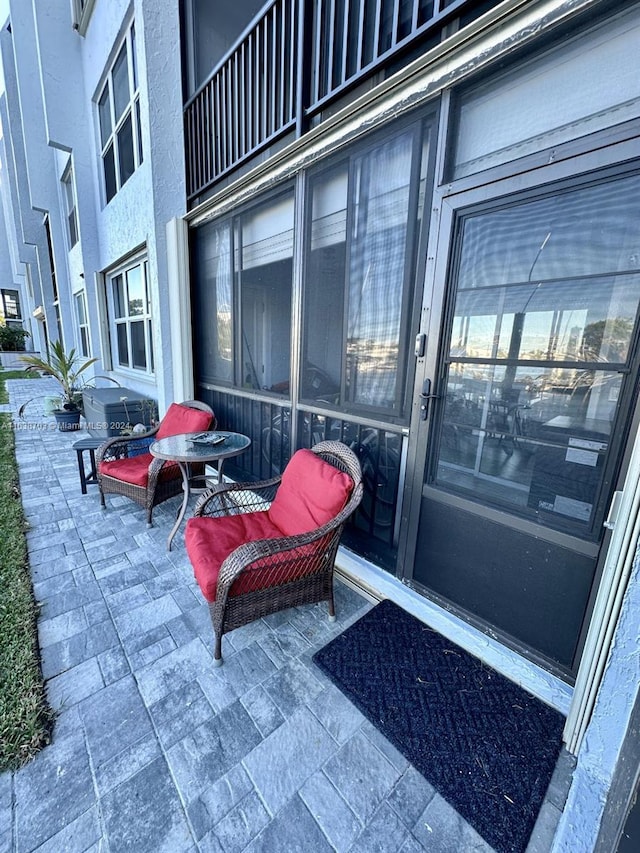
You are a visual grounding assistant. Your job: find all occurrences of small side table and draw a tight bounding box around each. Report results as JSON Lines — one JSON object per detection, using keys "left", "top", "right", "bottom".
{"left": 73, "top": 436, "right": 103, "bottom": 494}
{"left": 150, "top": 431, "right": 252, "bottom": 550}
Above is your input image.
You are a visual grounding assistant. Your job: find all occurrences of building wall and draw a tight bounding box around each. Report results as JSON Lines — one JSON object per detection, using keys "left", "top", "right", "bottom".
{"left": 552, "top": 542, "right": 640, "bottom": 851}
{"left": 1, "top": 0, "right": 188, "bottom": 412}
{"left": 9, "top": 2, "right": 76, "bottom": 348}
{"left": 0, "top": 133, "right": 30, "bottom": 334}
{"left": 32, "top": 0, "right": 102, "bottom": 361}
{"left": 0, "top": 33, "right": 50, "bottom": 354}
{"left": 0, "top": 174, "right": 24, "bottom": 332}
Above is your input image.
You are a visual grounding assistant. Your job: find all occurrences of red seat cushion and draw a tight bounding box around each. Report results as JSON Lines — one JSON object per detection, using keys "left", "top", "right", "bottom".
{"left": 155, "top": 403, "right": 213, "bottom": 440}
{"left": 186, "top": 512, "right": 285, "bottom": 602}
{"left": 186, "top": 450, "right": 354, "bottom": 603}
{"left": 267, "top": 449, "right": 353, "bottom": 536}
{"left": 99, "top": 452, "right": 180, "bottom": 487}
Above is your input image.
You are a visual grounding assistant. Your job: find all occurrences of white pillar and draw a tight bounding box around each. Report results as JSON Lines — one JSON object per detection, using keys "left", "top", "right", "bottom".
{"left": 166, "top": 217, "right": 194, "bottom": 403}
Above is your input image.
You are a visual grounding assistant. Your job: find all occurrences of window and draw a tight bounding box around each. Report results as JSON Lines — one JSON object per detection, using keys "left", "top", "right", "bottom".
{"left": 72, "top": 0, "right": 96, "bottom": 35}
{"left": 75, "top": 291, "right": 91, "bottom": 357}
{"left": 44, "top": 215, "right": 63, "bottom": 343}
{"left": 106, "top": 256, "right": 154, "bottom": 374}
{"left": 44, "top": 216, "right": 58, "bottom": 302}
{"left": 302, "top": 124, "right": 428, "bottom": 417}
{"left": 192, "top": 191, "right": 294, "bottom": 392}
{"left": 97, "top": 22, "right": 143, "bottom": 203}
{"left": 62, "top": 166, "right": 78, "bottom": 247}
{"left": 1, "top": 289, "right": 21, "bottom": 321}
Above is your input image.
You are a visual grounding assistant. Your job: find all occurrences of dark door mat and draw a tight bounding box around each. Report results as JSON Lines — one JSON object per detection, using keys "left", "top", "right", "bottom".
{"left": 312, "top": 599, "right": 565, "bottom": 853}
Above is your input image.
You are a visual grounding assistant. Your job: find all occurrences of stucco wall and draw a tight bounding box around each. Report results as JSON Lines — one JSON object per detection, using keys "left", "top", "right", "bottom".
{"left": 552, "top": 542, "right": 640, "bottom": 851}
{"left": 7, "top": 0, "right": 188, "bottom": 409}
{"left": 73, "top": 0, "right": 186, "bottom": 410}
{"left": 0, "top": 28, "right": 44, "bottom": 252}
{"left": 0, "top": 160, "right": 16, "bottom": 289}
{"left": 0, "top": 43, "right": 53, "bottom": 353}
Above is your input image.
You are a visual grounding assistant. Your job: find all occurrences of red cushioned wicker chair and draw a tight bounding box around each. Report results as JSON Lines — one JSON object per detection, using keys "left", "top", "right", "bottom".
{"left": 185, "top": 440, "right": 363, "bottom": 666}
{"left": 97, "top": 400, "right": 215, "bottom": 525}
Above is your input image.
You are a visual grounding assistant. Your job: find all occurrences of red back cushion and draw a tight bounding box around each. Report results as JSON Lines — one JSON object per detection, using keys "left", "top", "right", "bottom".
{"left": 155, "top": 403, "right": 212, "bottom": 439}
{"left": 268, "top": 448, "right": 353, "bottom": 537}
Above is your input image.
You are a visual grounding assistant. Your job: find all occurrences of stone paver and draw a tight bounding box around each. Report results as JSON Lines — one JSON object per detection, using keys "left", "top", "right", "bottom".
{"left": 0, "top": 378, "right": 572, "bottom": 852}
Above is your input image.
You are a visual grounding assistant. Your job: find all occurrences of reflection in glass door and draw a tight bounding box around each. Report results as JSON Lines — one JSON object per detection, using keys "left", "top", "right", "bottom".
{"left": 413, "top": 171, "right": 640, "bottom": 676}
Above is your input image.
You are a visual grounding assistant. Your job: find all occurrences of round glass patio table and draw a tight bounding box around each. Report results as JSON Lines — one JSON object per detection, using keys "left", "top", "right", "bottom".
{"left": 150, "top": 431, "right": 251, "bottom": 550}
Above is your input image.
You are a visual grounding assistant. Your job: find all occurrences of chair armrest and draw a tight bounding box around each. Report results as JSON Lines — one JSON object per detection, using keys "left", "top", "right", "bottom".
{"left": 192, "top": 477, "right": 282, "bottom": 517}
{"left": 96, "top": 426, "right": 159, "bottom": 464}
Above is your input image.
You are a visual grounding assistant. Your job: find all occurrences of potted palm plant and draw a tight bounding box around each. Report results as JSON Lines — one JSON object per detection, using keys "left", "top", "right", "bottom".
{"left": 18, "top": 340, "right": 99, "bottom": 431}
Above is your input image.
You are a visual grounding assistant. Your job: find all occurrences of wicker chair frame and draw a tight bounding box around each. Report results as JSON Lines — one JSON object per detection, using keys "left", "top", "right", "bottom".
{"left": 189, "top": 440, "right": 363, "bottom": 665}
{"left": 96, "top": 400, "right": 215, "bottom": 525}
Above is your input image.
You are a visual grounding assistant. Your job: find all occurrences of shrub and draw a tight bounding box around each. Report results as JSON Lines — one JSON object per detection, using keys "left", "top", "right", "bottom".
{"left": 0, "top": 325, "right": 30, "bottom": 352}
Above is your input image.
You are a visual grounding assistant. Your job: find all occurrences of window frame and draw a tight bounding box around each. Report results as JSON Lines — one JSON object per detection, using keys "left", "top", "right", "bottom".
{"left": 192, "top": 185, "right": 296, "bottom": 394}
{"left": 72, "top": 0, "right": 96, "bottom": 36}
{"left": 62, "top": 164, "right": 79, "bottom": 248}
{"left": 74, "top": 290, "right": 91, "bottom": 358}
{"left": 300, "top": 117, "right": 430, "bottom": 423}
{"left": 96, "top": 21, "right": 143, "bottom": 204}
{"left": 105, "top": 253, "right": 154, "bottom": 377}
{"left": 43, "top": 215, "right": 64, "bottom": 344}
{"left": 1, "top": 288, "right": 22, "bottom": 322}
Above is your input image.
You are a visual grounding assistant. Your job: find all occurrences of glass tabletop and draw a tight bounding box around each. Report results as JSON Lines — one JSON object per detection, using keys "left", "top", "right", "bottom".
{"left": 149, "top": 431, "right": 251, "bottom": 463}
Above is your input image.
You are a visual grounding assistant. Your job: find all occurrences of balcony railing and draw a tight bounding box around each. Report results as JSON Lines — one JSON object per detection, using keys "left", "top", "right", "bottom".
{"left": 185, "top": 0, "right": 498, "bottom": 201}
{"left": 185, "top": 0, "right": 298, "bottom": 199}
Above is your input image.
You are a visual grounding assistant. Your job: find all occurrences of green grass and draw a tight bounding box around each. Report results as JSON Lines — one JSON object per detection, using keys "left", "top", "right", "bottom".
{"left": 0, "top": 375, "right": 53, "bottom": 771}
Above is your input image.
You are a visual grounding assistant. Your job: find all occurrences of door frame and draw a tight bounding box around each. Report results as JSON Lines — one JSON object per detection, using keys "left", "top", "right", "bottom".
{"left": 398, "top": 130, "right": 640, "bottom": 680}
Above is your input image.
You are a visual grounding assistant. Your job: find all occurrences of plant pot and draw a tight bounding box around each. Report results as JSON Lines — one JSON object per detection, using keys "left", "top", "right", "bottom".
{"left": 53, "top": 409, "right": 81, "bottom": 431}
{"left": 43, "top": 395, "right": 62, "bottom": 415}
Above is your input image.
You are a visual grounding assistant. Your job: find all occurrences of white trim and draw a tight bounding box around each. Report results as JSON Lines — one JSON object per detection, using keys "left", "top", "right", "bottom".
{"left": 166, "top": 217, "right": 194, "bottom": 402}
{"left": 95, "top": 271, "right": 112, "bottom": 371}
{"left": 564, "top": 419, "right": 640, "bottom": 753}
{"left": 335, "top": 548, "right": 573, "bottom": 714}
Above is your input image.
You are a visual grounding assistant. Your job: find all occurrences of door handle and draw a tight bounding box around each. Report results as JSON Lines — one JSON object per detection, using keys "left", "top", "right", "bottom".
{"left": 419, "top": 379, "right": 439, "bottom": 420}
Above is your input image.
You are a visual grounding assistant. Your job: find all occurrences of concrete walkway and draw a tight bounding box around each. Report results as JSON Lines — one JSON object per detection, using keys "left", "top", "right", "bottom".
{"left": 0, "top": 379, "right": 572, "bottom": 853}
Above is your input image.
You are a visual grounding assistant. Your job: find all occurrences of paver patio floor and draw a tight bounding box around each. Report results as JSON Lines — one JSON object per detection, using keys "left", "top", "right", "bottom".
{"left": 0, "top": 379, "right": 572, "bottom": 852}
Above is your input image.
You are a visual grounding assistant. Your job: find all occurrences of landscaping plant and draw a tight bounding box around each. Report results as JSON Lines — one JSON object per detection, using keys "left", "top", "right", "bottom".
{"left": 19, "top": 339, "right": 98, "bottom": 414}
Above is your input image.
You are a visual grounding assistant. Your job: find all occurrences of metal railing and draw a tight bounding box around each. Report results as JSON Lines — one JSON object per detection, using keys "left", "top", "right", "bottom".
{"left": 311, "top": 0, "right": 457, "bottom": 107}
{"left": 185, "top": 0, "right": 298, "bottom": 199}
{"left": 197, "top": 387, "right": 402, "bottom": 570}
{"left": 185, "top": 0, "right": 495, "bottom": 200}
